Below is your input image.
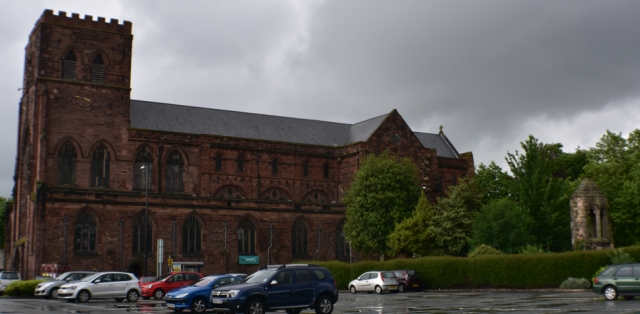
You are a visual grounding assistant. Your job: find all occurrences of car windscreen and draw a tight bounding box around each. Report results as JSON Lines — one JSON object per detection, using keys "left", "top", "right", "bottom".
{"left": 245, "top": 270, "right": 276, "bottom": 283}
{"left": 382, "top": 271, "right": 396, "bottom": 278}
{"left": 1, "top": 272, "right": 19, "bottom": 280}
{"left": 54, "top": 272, "right": 72, "bottom": 280}
{"left": 155, "top": 273, "right": 172, "bottom": 282}
{"left": 141, "top": 276, "right": 156, "bottom": 283}
{"left": 192, "top": 276, "right": 218, "bottom": 287}
{"left": 80, "top": 273, "right": 101, "bottom": 282}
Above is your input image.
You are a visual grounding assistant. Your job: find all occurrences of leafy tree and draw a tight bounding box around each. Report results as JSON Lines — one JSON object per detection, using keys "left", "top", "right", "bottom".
{"left": 584, "top": 129, "right": 640, "bottom": 246}
{"left": 506, "top": 136, "right": 572, "bottom": 252}
{"left": 387, "top": 194, "right": 438, "bottom": 257}
{"left": 430, "top": 179, "right": 483, "bottom": 256}
{"left": 468, "top": 244, "right": 504, "bottom": 257}
{"left": 474, "top": 162, "right": 512, "bottom": 204}
{"left": 553, "top": 149, "right": 588, "bottom": 180}
{"left": 0, "top": 197, "right": 7, "bottom": 249}
{"left": 468, "top": 198, "right": 534, "bottom": 253}
{"left": 343, "top": 150, "right": 422, "bottom": 259}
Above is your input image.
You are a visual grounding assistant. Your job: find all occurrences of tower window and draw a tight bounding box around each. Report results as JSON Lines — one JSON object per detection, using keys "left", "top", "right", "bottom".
{"left": 303, "top": 161, "right": 309, "bottom": 177}
{"left": 272, "top": 159, "right": 278, "bottom": 175}
{"left": 90, "top": 144, "right": 110, "bottom": 188}
{"left": 323, "top": 163, "right": 329, "bottom": 179}
{"left": 57, "top": 141, "right": 77, "bottom": 185}
{"left": 237, "top": 155, "right": 244, "bottom": 173}
{"left": 215, "top": 154, "right": 223, "bottom": 171}
{"left": 91, "top": 55, "right": 104, "bottom": 83}
{"left": 63, "top": 51, "right": 77, "bottom": 79}
{"left": 166, "top": 150, "right": 184, "bottom": 192}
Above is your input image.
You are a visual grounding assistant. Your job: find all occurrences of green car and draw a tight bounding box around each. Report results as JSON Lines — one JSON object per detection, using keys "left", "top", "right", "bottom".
{"left": 593, "top": 263, "right": 640, "bottom": 300}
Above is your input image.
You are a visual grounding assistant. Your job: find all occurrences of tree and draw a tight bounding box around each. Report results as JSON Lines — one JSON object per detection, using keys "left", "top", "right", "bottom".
{"left": 343, "top": 150, "right": 422, "bottom": 259}
{"left": 387, "top": 194, "right": 438, "bottom": 257}
{"left": 584, "top": 129, "right": 640, "bottom": 246}
{"left": 430, "top": 178, "right": 483, "bottom": 256}
{"left": 474, "top": 161, "right": 512, "bottom": 205}
{"left": 506, "top": 136, "right": 572, "bottom": 252}
{"left": 468, "top": 198, "right": 534, "bottom": 253}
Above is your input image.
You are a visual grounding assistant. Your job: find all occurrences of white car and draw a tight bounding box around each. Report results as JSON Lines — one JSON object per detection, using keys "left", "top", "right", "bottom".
{"left": 35, "top": 271, "right": 96, "bottom": 298}
{"left": 58, "top": 272, "right": 141, "bottom": 303}
{"left": 348, "top": 271, "right": 399, "bottom": 294}
{"left": 0, "top": 271, "right": 21, "bottom": 294}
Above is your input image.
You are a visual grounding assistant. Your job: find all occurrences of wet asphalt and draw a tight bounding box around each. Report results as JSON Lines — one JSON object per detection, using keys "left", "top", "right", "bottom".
{"left": 0, "top": 290, "right": 639, "bottom": 313}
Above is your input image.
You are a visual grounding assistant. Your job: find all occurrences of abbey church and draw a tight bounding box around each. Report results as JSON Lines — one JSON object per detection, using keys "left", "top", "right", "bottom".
{"left": 6, "top": 10, "right": 473, "bottom": 278}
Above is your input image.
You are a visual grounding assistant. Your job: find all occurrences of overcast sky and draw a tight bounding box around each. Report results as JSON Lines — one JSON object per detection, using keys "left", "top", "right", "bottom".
{"left": 1, "top": 1, "right": 639, "bottom": 198}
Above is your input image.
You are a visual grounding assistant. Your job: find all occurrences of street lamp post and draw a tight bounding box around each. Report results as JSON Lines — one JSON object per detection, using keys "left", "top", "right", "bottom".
{"left": 141, "top": 165, "right": 150, "bottom": 276}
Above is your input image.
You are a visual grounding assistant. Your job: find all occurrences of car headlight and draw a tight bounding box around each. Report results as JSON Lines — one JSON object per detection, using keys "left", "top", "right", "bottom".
{"left": 227, "top": 290, "right": 240, "bottom": 298}
{"left": 175, "top": 293, "right": 189, "bottom": 298}
{"left": 65, "top": 286, "right": 77, "bottom": 290}
{"left": 146, "top": 284, "right": 154, "bottom": 289}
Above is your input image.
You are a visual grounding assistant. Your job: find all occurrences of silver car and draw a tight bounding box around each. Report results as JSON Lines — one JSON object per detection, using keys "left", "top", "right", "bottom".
{"left": 58, "top": 272, "right": 141, "bottom": 303}
{"left": 35, "top": 271, "right": 95, "bottom": 298}
{"left": 348, "top": 271, "right": 399, "bottom": 294}
{"left": 0, "top": 271, "right": 21, "bottom": 294}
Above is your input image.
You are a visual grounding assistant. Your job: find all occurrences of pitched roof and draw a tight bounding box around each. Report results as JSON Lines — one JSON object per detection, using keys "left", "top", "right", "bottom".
{"left": 130, "top": 100, "right": 460, "bottom": 158}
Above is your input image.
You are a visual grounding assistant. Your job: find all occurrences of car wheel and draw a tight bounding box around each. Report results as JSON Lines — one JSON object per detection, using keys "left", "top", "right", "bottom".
{"left": 375, "top": 285, "right": 383, "bottom": 294}
{"left": 127, "top": 289, "right": 140, "bottom": 302}
{"left": 286, "top": 309, "right": 302, "bottom": 314}
{"left": 350, "top": 286, "right": 357, "bottom": 294}
{"left": 153, "top": 289, "right": 165, "bottom": 300}
{"left": 190, "top": 297, "right": 207, "bottom": 313}
{"left": 50, "top": 288, "right": 60, "bottom": 299}
{"left": 397, "top": 284, "right": 405, "bottom": 293}
{"left": 604, "top": 286, "right": 618, "bottom": 300}
{"left": 315, "top": 295, "right": 333, "bottom": 314}
{"left": 245, "top": 298, "right": 265, "bottom": 314}
{"left": 114, "top": 298, "right": 125, "bottom": 302}
{"left": 77, "top": 290, "right": 91, "bottom": 303}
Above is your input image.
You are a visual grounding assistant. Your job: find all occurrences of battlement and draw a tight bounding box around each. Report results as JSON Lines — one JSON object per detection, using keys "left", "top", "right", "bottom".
{"left": 37, "top": 9, "right": 132, "bottom": 34}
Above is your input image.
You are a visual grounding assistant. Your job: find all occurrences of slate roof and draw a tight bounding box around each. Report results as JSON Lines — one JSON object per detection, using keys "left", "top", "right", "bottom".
{"left": 130, "top": 100, "right": 460, "bottom": 158}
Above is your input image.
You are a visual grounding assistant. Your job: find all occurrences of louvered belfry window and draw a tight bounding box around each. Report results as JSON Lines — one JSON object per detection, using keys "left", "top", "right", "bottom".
{"left": 132, "top": 213, "right": 152, "bottom": 253}
{"left": 166, "top": 150, "right": 184, "bottom": 192}
{"left": 134, "top": 147, "right": 153, "bottom": 190}
{"left": 57, "top": 141, "right": 77, "bottom": 185}
{"left": 292, "top": 218, "right": 308, "bottom": 256}
{"left": 90, "top": 144, "right": 110, "bottom": 188}
{"left": 183, "top": 215, "right": 202, "bottom": 253}
{"left": 63, "top": 51, "right": 77, "bottom": 79}
{"left": 91, "top": 55, "right": 104, "bottom": 82}
{"left": 74, "top": 211, "right": 97, "bottom": 252}
{"left": 336, "top": 221, "right": 349, "bottom": 258}
{"left": 238, "top": 219, "right": 256, "bottom": 254}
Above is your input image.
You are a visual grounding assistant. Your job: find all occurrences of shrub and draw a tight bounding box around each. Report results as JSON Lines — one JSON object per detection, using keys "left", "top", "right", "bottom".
{"left": 468, "top": 244, "right": 504, "bottom": 257}
{"left": 519, "top": 244, "right": 546, "bottom": 254}
{"left": 3, "top": 280, "right": 45, "bottom": 297}
{"left": 608, "top": 248, "right": 635, "bottom": 264}
{"left": 559, "top": 277, "right": 591, "bottom": 289}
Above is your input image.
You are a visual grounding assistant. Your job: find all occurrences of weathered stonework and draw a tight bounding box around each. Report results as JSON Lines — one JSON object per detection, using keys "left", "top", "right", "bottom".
{"left": 570, "top": 178, "right": 614, "bottom": 250}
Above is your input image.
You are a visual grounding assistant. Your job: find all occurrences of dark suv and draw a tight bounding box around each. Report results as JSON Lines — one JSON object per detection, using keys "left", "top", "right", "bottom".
{"left": 593, "top": 263, "right": 640, "bottom": 300}
{"left": 392, "top": 270, "right": 422, "bottom": 292}
{"left": 210, "top": 264, "right": 338, "bottom": 314}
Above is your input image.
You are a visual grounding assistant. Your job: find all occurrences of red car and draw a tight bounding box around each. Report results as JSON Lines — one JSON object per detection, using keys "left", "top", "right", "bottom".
{"left": 392, "top": 270, "right": 422, "bottom": 292}
{"left": 141, "top": 272, "right": 203, "bottom": 300}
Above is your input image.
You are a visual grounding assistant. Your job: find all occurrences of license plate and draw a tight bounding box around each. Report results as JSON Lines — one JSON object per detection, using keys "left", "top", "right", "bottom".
{"left": 413, "top": 284, "right": 419, "bottom": 287}
{"left": 167, "top": 303, "right": 175, "bottom": 308}
{"left": 213, "top": 299, "right": 223, "bottom": 304}
{"left": 390, "top": 286, "right": 397, "bottom": 289}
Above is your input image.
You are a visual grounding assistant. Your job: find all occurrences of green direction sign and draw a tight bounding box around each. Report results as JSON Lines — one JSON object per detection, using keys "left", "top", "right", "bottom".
{"left": 239, "top": 255, "right": 260, "bottom": 265}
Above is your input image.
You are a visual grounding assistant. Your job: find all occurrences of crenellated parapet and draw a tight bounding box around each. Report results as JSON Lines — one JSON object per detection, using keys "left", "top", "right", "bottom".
{"left": 36, "top": 9, "right": 132, "bottom": 34}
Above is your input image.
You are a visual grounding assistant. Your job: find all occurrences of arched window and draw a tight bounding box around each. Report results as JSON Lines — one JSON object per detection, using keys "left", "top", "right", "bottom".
{"left": 215, "top": 154, "right": 223, "bottom": 171}
{"left": 57, "top": 141, "right": 76, "bottom": 185}
{"left": 166, "top": 150, "right": 184, "bottom": 192}
{"left": 183, "top": 215, "right": 202, "bottom": 254}
{"left": 302, "top": 161, "right": 309, "bottom": 177}
{"left": 323, "top": 163, "right": 329, "bottom": 178}
{"left": 63, "top": 51, "right": 77, "bottom": 79}
{"left": 291, "top": 218, "right": 308, "bottom": 257}
{"left": 215, "top": 186, "right": 246, "bottom": 199}
{"left": 132, "top": 213, "right": 152, "bottom": 254}
{"left": 237, "top": 155, "right": 245, "bottom": 173}
{"left": 238, "top": 219, "right": 256, "bottom": 254}
{"left": 91, "top": 55, "right": 104, "bottom": 82}
{"left": 452, "top": 174, "right": 457, "bottom": 186}
{"left": 90, "top": 144, "right": 110, "bottom": 188}
{"left": 271, "top": 159, "right": 278, "bottom": 175}
{"left": 134, "top": 147, "right": 153, "bottom": 190}
{"left": 74, "top": 211, "right": 97, "bottom": 252}
{"left": 336, "top": 221, "right": 349, "bottom": 260}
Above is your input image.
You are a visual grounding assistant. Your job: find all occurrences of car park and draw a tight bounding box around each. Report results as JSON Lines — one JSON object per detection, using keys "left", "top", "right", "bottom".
{"left": 142, "top": 271, "right": 203, "bottom": 300}
{"left": 165, "top": 275, "right": 243, "bottom": 313}
{"left": 57, "top": 271, "right": 141, "bottom": 303}
{"left": 0, "top": 271, "right": 21, "bottom": 295}
{"left": 593, "top": 263, "right": 640, "bottom": 300}
{"left": 392, "top": 270, "right": 422, "bottom": 292}
{"left": 35, "top": 271, "right": 96, "bottom": 298}
{"left": 210, "top": 264, "right": 338, "bottom": 314}
{"left": 348, "top": 271, "right": 399, "bottom": 294}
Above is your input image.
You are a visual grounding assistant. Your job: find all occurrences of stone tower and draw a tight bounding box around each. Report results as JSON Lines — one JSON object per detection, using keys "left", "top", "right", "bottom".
{"left": 569, "top": 177, "right": 614, "bottom": 250}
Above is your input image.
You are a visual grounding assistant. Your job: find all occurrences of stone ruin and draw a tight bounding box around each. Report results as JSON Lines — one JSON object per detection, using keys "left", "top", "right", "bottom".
{"left": 570, "top": 177, "right": 614, "bottom": 250}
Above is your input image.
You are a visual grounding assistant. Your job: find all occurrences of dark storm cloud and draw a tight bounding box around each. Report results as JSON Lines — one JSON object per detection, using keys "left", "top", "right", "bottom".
{"left": 1, "top": 0, "right": 639, "bottom": 197}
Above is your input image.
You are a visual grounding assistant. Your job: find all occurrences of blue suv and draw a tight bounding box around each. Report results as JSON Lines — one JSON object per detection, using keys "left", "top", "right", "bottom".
{"left": 210, "top": 264, "right": 338, "bottom": 314}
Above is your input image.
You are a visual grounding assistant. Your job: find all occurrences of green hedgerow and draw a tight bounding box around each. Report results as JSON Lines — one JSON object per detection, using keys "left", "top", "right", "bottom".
{"left": 3, "top": 280, "right": 45, "bottom": 297}
{"left": 468, "top": 244, "right": 504, "bottom": 257}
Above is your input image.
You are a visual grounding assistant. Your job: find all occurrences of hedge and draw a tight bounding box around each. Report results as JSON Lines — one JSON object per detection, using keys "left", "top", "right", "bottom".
{"left": 313, "top": 246, "right": 640, "bottom": 290}
{"left": 3, "top": 280, "right": 46, "bottom": 297}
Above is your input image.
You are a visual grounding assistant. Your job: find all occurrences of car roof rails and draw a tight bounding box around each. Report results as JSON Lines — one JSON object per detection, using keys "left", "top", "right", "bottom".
{"left": 257, "top": 264, "right": 321, "bottom": 270}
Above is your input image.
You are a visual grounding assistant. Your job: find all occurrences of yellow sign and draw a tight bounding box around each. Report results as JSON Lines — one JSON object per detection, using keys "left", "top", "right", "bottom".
{"left": 167, "top": 257, "right": 173, "bottom": 269}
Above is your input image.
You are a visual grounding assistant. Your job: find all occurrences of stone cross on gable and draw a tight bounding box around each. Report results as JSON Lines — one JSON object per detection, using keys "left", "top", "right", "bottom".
{"left": 439, "top": 125, "right": 443, "bottom": 132}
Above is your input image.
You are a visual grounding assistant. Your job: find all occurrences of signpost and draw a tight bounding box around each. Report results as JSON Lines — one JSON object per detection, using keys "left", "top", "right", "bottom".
{"left": 157, "top": 239, "right": 163, "bottom": 276}
{"left": 167, "top": 256, "right": 173, "bottom": 272}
